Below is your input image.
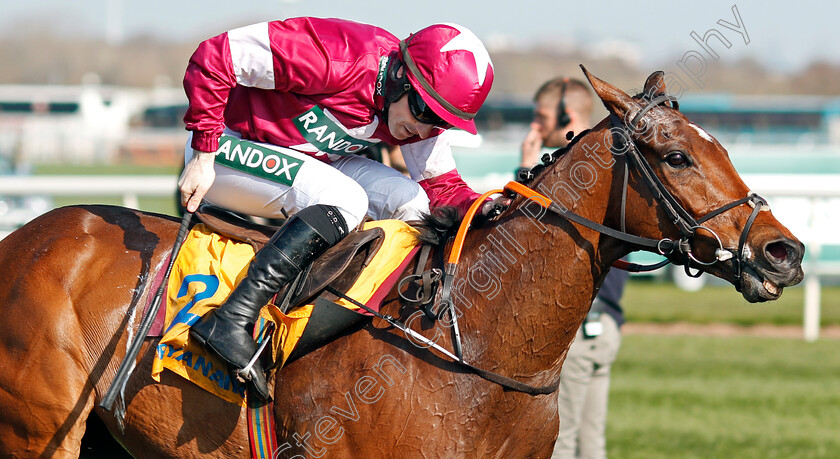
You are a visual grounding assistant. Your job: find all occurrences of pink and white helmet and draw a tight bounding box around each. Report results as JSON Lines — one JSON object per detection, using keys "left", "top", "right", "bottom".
{"left": 400, "top": 23, "right": 494, "bottom": 134}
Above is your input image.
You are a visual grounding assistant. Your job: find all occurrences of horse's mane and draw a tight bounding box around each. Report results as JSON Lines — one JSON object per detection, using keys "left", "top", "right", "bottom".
{"left": 412, "top": 127, "right": 596, "bottom": 247}
{"left": 411, "top": 123, "right": 611, "bottom": 245}
{"left": 516, "top": 128, "right": 592, "bottom": 186}
{"left": 413, "top": 206, "right": 460, "bottom": 246}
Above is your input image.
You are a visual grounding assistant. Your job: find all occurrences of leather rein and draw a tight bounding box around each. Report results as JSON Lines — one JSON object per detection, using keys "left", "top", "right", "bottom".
{"left": 507, "top": 94, "right": 769, "bottom": 280}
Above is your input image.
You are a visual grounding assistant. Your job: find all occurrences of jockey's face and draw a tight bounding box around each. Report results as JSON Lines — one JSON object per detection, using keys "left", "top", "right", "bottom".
{"left": 388, "top": 95, "right": 438, "bottom": 140}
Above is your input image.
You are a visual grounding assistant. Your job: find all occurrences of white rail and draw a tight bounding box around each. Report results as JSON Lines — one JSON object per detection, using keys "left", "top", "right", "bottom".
{"left": 1, "top": 173, "right": 838, "bottom": 341}
{"left": 0, "top": 175, "right": 177, "bottom": 208}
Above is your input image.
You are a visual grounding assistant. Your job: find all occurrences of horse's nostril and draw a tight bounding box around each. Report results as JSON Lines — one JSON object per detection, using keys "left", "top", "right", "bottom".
{"left": 766, "top": 241, "right": 789, "bottom": 262}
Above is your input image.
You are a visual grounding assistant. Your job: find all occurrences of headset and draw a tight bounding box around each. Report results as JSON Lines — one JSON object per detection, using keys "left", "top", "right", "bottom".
{"left": 556, "top": 78, "right": 571, "bottom": 129}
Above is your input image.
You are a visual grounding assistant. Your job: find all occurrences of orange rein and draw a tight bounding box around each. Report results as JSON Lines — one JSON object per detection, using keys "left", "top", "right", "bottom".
{"left": 447, "top": 181, "right": 553, "bottom": 266}
{"left": 447, "top": 181, "right": 644, "bottom": 273}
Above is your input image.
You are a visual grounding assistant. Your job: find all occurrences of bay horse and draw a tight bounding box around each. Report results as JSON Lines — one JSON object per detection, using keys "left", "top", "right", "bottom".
{"left": 0, "top": 68, "right": 803, "bottom": 458}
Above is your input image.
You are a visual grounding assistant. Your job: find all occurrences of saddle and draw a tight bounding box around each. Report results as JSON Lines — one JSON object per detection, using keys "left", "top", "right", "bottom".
{"left": 194, "top": 205, "right": 404, "bottom": 362}
{"left": 197, "top": 205, "right": 384, "bottom": 306}
{"left": 150, "top": 205, "right": 423, "bottom": 405}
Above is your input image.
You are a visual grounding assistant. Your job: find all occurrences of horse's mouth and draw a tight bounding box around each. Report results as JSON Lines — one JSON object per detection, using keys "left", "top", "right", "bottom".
{"left": 740, "top": 264, "right": 803, "bottom": 303}
{"left": 761, "top": 279, "right": 782, "bottom": 299}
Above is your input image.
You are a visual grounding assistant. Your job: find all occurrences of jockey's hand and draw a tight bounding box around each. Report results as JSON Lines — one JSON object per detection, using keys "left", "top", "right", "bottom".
{"left": 482, "top": 195, "right": 512, "bottom": 219}
{"left": 178, "top": 149, "right": 216, "bottom": 213}
{"left": 520, "top": 123, "right": 544, "bottom": 168}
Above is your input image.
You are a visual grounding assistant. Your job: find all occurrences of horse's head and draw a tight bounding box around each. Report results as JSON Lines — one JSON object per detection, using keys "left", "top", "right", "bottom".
{"left": 576, "top": 67, "right": 804, "bottom": 302}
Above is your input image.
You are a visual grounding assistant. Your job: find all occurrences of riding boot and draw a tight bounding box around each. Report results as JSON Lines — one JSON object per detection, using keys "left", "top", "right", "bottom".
{"left": 190, "top": 206, "right": 346, "bottom": 401}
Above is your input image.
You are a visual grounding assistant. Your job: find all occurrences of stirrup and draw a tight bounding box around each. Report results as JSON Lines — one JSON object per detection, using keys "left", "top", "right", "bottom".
{"left": 236, "top": 325, "right": 274, "bottom": 384}
{"left": 235, "top": 322, "right": 274, "bottom": 401}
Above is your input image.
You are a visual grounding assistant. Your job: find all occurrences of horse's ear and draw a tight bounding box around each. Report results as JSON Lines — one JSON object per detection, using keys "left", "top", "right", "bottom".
{"left": 579, "top": 65, "right": 637, "bottom": 120}
{"left": 643, "top": 70, "right": 667, "bottom": 99}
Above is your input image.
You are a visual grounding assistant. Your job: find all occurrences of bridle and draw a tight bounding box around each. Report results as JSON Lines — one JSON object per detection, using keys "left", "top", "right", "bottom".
{"left": 604, "top": 94, "right": 769, "bottom": 286}
{"left": 513, "top": 93, "right": 769, "bottom": 285}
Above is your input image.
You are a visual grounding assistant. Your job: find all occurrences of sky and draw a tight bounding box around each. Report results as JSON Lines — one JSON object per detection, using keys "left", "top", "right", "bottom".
{"left": 2, "top": 0, "right": 837, "bottom": 74}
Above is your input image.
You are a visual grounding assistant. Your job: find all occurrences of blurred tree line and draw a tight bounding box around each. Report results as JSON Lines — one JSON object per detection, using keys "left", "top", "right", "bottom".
{"left": 2, "top": 23, "right": 840, "bottom": 99}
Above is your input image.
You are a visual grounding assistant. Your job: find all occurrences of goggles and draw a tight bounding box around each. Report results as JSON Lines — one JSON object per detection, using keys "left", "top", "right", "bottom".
{"left": 407, "top": 89, "right": 450, "bottom": 128}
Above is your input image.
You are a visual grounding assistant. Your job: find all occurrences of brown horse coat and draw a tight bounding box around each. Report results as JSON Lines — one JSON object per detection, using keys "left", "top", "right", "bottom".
{"left": 0, "top": 69, "right": 803, "bottom": 458}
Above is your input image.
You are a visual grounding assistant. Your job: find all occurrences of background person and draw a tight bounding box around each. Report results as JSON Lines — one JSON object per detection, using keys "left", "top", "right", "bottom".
{"left": 554, "top": 269, "right": 628, "bottom": 459}
{"left": 516, "top": 76, "right": 629, "bottom": 459}
{"left": 517, "top": 77, "right": 593, "bottom": 174}
{"left": 178, "top": 18, "right": 496, "bottom": 401}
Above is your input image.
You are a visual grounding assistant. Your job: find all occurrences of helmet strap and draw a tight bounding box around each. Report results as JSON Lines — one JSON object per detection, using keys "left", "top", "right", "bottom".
{"left": 382, "top": 53, "right": 411, "bottom": 126}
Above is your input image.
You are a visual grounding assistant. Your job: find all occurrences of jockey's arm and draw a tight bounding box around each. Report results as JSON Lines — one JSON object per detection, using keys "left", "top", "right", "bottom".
{"left": 399, "top": 131, "right": 498, "bottom": 216}
{"left": 180, "top": 21, "right": 334, "bottom": 210}
{"left": 182, "top": 21, "right": 332, "bottom": 153}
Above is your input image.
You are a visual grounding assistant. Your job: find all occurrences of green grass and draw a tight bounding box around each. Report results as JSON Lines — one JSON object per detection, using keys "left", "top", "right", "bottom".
{"left": 33, "top": 163, "right": 180, "bottom": 175}
{"left": 50, "top": 196, "right": 179, "bottom": 216}
{"left": 609, "top": 334, "right": 840, "bottom": 458}
{"left": 623, "top": 279, "right": 840, "bottom": 327}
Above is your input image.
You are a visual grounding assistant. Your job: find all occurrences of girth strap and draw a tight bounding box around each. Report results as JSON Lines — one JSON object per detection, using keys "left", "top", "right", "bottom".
{"left": 457, "top": 361, "right": 560, "bottom": 395}
{"left": 397, "top": 244, "right": 442, "bottom": 320}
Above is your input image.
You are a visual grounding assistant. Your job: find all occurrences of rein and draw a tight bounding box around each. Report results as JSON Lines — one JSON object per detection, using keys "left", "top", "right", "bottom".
{"left": 403, "top": 94, "right": 771, "bottom": 394}
{"left": 506, "top": 95, "right": 769, "bottom": 282}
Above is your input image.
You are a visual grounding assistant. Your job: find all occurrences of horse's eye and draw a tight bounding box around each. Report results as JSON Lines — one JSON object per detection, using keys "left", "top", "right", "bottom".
{"left": 665, "top": 151, "right": 688, "bottom": 167}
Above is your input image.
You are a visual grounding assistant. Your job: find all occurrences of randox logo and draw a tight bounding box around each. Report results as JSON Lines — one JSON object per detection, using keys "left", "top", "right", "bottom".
{"left": 294, "top": 106, "right": 374, "bottom": 156}
{"left": 214, "top": 136, "right": 301, "bottom": 186}
{"left": 375, "top": 55, "right": 389, "bottom": 97}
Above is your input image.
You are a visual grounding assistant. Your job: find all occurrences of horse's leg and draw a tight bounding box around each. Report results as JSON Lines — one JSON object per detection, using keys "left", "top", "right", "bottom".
{"left": 0, "top": 207, "right": 172, "bottom": 457}
{"left": 0, "top": 277, "right": 105, "bottom": 457}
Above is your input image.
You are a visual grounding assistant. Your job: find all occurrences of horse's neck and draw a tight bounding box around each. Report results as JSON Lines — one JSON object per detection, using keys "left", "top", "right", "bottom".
{"left": 453, "top": 134, "right": 621, "bottom": 383}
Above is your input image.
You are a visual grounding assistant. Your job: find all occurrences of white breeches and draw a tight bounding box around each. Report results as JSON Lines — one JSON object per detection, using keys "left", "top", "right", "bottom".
{"left": 184, "top": 132, "right": 430, "bottom": 229}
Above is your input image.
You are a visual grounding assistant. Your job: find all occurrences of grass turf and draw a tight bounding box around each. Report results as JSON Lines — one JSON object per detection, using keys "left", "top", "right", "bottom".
{"left": 608, "top": 334, "right": 840, "bottom": 458}
{"left": 623, "top": 279, "right": 840, "bottom": 327}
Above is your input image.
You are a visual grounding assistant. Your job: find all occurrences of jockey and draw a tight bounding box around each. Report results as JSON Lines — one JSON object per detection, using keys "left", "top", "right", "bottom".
{"left": 178, "top": 17, "right": 495, "bottom": 401}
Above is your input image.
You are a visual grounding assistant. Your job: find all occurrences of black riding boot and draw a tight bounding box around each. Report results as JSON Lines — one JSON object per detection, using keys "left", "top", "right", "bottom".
{"left": 190, "top": 205, "right": 347, "bottom": 401}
